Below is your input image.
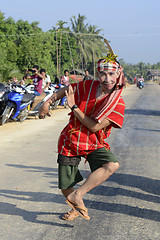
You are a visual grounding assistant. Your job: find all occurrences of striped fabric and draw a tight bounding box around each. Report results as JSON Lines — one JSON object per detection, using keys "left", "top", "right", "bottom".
{"left": 58, "top": 80, "right": 125, "bottom": 157}
{"left": 97, "top": 59, "right": 120, "bottom": 72}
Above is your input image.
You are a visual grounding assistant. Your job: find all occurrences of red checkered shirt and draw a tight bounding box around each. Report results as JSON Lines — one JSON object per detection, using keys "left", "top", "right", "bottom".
{"left": 58, "top": 80, "right": 125, "bottom": 157}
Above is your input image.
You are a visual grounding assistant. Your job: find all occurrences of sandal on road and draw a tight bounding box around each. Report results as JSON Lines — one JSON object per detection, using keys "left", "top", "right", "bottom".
{"left": 62, "top": 211, "right": 79, "bottom": 221}
{"left": 65, "top": 199, "right": 90, "bottom": 221}
{"left": 47, "top": 112, "right": 52, "bottom": 117}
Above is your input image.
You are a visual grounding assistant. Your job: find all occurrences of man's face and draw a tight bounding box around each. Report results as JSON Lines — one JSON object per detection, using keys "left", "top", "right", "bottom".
{"left": 99, "top": 70, "right": 119, "bottom": 90}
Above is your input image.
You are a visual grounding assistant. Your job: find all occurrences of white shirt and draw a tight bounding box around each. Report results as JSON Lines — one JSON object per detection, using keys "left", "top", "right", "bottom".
{"left": 42, "top": 75, "right": 51, "bottom": 89}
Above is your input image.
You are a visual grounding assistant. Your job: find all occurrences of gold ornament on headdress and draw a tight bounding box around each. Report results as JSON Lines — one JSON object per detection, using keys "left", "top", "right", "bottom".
{"left": 103, "top": 38, "right": 118, "bottom": 63}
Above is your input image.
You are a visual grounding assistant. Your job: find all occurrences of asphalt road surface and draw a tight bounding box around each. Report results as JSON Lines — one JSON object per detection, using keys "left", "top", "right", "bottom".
{"left": 0, "top": 82, "right": 160, "bottom": 240}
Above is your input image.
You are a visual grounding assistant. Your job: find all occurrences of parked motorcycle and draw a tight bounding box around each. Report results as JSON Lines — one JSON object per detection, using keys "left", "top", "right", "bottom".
{"left": 0, "top": 84, "right": 35, "bottom": 125}
{"left": 49, "top": 83, "right": 68, "bottom": 110}
{"left": 0, "top": 83, "right": 8, "bottom": 117}
{"left": 24, "top": 84, "right": 54, "bottom": 117}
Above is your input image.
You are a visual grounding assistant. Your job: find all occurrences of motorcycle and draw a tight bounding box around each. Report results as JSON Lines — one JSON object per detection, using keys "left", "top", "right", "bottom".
{"left": 49, "top": 83, "right": 68, "bottom": 110}
{"left": 0, "top": 84, "right": 35, "bottom": 125}
{"left": 24, "top": 84, "right": 54, "bottom": 117}
{"left": 0, "top": 83, "right": 8, "bottom": 117}
{"left": 138, "top": 80, "right": 144, "bottom": 89}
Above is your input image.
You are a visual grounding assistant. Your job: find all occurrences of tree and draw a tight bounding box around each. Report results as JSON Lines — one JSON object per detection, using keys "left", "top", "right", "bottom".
{"left": 70, "top": 14, "right": 89, "bottom": 70}
{"left": 56, "top": 21, "right": 67, "bottom": 78}
{"left": 85, "top": 24, "right": 106, "bottom": 77}
{"left": 0, "top": 11, "right": 160, "bottom": 83}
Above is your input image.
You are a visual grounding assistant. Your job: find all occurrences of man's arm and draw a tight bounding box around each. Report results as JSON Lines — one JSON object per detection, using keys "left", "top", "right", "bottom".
{"left": 42, "top": 82, "right": 50, "bottom": 92}
{"left": 65, "top": 85, "right": 111, "bottom": 132}
{"left": 25, "top": 70, "right": 43, "bottom": 79}
{"left": 72, "top": 108, "right": 111, "bottom": 132}
{"left": 39, "top": 86, "right": 68, "bottom": 117}
{"left": 35, "top": 71, "right": 43, "bottom": 79}
{"left": 43, "top": 76, "right": 51, "bottom": 91}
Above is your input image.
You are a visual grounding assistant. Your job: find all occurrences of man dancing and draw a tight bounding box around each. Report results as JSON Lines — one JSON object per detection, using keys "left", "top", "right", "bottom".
{"left": 39, "top": 42, "right": 125, "bottom": 221}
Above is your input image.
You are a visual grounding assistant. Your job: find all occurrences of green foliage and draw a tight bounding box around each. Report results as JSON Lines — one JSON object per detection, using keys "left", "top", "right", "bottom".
{"left": 0, "top": 11, "right": 159, "bottom": 83}
{"left": 119, "top": 59, "right": 159, "bottom": 81}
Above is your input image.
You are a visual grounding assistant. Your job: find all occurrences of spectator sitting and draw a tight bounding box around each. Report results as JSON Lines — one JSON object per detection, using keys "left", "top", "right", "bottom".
{"left": 83, "top": 70, "right": 91, "bottom": 81}
{"left": 60, "top": 70, "right": 70, "bottom": 86}
{"left": 54, "top": 77, "right": 61, "bottom": 89}
{"left": 40, "top": 68, "right": 51, "bottom": 95}
{"left": 12, "top": 77, "right": 18, "bottom": 84}
{"left": 19, "top": 76, "right": 26, "bottom": 86}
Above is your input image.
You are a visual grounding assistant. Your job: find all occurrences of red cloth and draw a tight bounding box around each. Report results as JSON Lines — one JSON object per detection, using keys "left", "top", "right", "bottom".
{"left": 30, "top": 75, "right": 43, "bottom": 94}
{"left": 58, "top": 80, "right": 125, "bottom": 157}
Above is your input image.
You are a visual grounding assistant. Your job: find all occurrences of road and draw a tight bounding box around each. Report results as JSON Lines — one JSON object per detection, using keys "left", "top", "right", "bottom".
{"left": 0, "top": 82, "right": 160, "bottom": 240}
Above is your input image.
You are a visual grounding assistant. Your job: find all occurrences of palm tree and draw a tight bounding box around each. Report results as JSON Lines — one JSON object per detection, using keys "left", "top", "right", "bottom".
{"left": 56, "top": 21, "right": 67, "bottom": 78}
{"left": 85, "top": 25, "right": 106, "bottom": 78}
{"left": 70, "top": 15, "right": 107, "bottom": 74}
{"left": 70, "top": 14, "right": 89, "bottom": 70}
{"left": 1, "top": 69, "right": 21, "bottom": 82}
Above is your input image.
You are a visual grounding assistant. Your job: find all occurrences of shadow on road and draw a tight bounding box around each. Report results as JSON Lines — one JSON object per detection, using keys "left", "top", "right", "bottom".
{"left": 0, "top": 201, "right": 73, "bottom": 227}
{"left": 134, "top": 127, "right": 160, "bottom": 132}
{"left": 108, "top": 172, "right": 160, "bottom": 195}
{"left": 125, "top": 109, "right": 160, "bottom": 116}
{"left": 1, "top": 164, "right": 160, "bottom": 223}
{"left": 6, "top": 164, "right": 160, "bottom": 196}
{"left": 6, "top": 164, "right": 58, "bottom": 179}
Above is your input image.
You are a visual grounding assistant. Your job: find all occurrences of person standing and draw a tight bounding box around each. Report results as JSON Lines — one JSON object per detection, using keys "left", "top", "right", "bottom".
{"left": 39, "top": 44, "right": 125, "bottom": 221}
{"left": 25, "top": 65, "right": 43, "bottom": 96}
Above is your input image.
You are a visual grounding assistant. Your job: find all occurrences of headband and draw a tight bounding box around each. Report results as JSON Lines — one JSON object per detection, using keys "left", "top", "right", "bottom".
{"left": 97, "top": 39, "right": 121, "bottom": 72}
{"left": 97, "top": 58, "right": 120, "bottom": 72}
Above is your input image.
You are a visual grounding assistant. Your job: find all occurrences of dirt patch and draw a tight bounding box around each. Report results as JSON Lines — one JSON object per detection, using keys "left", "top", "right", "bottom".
{"left": 0, "top": 107, "right": 70, "bottom": 144}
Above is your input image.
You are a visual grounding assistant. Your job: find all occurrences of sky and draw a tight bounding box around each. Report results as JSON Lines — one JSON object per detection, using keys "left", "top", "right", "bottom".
{"left": 1, "top": 0, "right": 160, "bottom": 64}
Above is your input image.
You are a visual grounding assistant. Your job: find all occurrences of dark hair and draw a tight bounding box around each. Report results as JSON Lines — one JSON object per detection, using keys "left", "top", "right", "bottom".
{"left": 33, "top": 65, "right": 39, "bottom": 70}
{"left": 40, "top": 68, "right": 46, "bottom": 73}
{"left": 64, "top": 69, "right": 69, "bottom": 74}
{"left": 54, "top": 77, "right": 60, "bottom": 84}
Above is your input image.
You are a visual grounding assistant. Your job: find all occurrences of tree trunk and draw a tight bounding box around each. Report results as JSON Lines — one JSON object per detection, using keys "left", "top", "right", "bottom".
{"left": 56, "top": 31, "right": 59, "bottom": 79}
{"left": 59, "top": 31, "right": 62, "bottom": 78}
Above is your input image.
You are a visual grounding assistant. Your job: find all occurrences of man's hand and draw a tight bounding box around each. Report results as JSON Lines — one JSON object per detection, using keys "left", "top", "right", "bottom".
{"left": 39, "top": 101, "right": 50, "bottom": 119}
{"left": 65, "top": 85, "right": 76, "bottom": 109}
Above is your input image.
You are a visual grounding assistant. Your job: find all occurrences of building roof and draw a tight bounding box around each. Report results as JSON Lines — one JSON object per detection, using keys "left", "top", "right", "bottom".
{"left": 147, "top": 69, "right": 160, "bottom": 76}
{"left": 69, "top": 69, "right": 85, "bottom": 75}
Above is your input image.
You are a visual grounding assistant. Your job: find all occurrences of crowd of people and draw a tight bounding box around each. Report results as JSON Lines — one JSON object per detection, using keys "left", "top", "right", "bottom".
{"left": 8, "top": 67, "right": 94, "bottom": 98}
{"left": 8, "top": 67, "right": 74, "bottom": 95}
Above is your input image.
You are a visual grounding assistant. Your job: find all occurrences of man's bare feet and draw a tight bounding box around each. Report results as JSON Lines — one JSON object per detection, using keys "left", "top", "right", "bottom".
{"left": 62, "top": 209, "right": 79, "bottom": 221}
{"left": 66, "top": 191, "right": 90, "bottom": 220}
